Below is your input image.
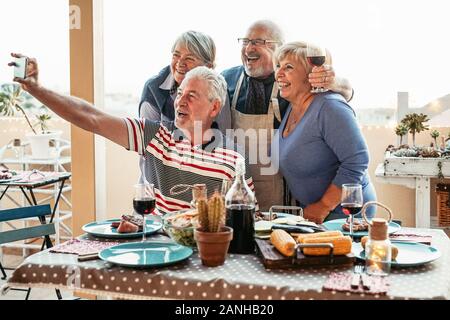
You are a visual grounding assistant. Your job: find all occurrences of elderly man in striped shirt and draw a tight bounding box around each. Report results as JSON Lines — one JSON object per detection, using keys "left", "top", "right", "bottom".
{"left": 10, "top": 53, "right": 255, "bottom": 214}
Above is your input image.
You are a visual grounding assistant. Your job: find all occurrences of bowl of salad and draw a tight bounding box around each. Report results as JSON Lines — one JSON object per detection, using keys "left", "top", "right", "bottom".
{"left": 162, "top": 209, "right": 199, "bottom": 247}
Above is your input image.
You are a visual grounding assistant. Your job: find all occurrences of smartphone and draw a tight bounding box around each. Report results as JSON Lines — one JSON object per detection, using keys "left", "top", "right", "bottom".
{"left": 14, "top": 57, "right": 28, "bottom": 79}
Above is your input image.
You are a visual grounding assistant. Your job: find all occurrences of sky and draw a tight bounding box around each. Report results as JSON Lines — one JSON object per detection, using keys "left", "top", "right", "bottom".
{"left": 1, "top": 0, "right": 449, "bottom": 111}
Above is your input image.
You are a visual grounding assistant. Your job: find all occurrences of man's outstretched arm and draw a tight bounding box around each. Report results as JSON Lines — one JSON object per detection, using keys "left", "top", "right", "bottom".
{"left": 9, "top": 53, "right": 129, "bottom": 149}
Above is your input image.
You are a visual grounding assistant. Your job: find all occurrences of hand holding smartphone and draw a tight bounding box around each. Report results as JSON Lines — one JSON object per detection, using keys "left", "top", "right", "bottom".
{"left": 14, "top": 57, "right": 28, "bottom": 80}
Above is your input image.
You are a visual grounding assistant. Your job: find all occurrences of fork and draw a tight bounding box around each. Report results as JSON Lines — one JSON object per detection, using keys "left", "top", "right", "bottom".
{"left": 360, "top": 268, "right": 371, "bottom": 290}
{"left": 351, "top": 265, "right": 363, "bottom": 289}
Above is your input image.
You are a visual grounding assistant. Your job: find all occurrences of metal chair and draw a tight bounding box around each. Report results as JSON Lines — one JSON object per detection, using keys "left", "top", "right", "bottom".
{"left": 0, "top": 204, "right": 62, "bottom": 300}
{"left": 0, "top": 261, "right": 6, "bottom": 280}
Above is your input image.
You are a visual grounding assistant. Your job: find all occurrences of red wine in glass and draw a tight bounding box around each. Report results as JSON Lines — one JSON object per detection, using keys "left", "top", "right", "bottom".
{"left": 307, "top": 56, "right": 326, "bottom": 67}
{"left": 342, "top": 203, "right": 362, "bottom": 216}
{"left": 134, "top": 183, "right": 155, "bottom": 242}
{"left": 341, "top": 184, "right": 363, "bottom": 240}
{"left": 306, "top": 44, "right": 328, "bottom": 93}
{"left": 133, "top": 198, "right": 156, "bottom": 216}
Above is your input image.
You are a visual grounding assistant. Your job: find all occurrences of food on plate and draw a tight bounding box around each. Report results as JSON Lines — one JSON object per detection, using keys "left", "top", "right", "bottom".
{"left": 272, "top": 215, "right": 306, "bottom": 225}
{"left": 0, "top": 172, "right": 12, "bottom": 180}
{"left": 0, "top": 170, "right": 16, "bottom": 180}
{"left": 391, "top": 246, "right": 399, "bottom": 260}
{"left": 163, "top": 210, "right": 199, "bottom": 247}
{"left": 112, "top": 215, "right": 144, "bottom": 233}
{"left": 254, "top": 221, "right": 273, "bottom": 239}
{"left": 297, "top": 230, "right": 343, "bottom": 243}
{"left": 360, "top": 235, "right": 399, "bottom": 260}
{"left": 270, "top": 229, "right": 296, "bottom": 257}
{"left": 361, "top": 235, "right": 369, "bottom": 248}
{"left": 117, "top": 220, "right": 139, "bottom": 233}
{"left": 165, "top": 210, "right": 198, "bottom": 227}
{"left": 301, "top": 234, "right": 352, "bottom": 256}
{"left": 342, "top": 218, "right": 369, "bottom": 232}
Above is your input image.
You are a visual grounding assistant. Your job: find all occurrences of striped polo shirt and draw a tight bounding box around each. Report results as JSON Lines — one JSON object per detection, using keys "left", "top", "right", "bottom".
{"left": 124, "top": 118, "right": 256, "bottom": 214}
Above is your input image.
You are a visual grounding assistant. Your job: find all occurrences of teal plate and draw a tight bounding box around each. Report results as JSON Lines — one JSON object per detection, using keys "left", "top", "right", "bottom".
{"left": 354, "top": 241, "right": 441, "bottom": 267}
{"left": 82, "top": 219, "right": 162, "bottom": 239}
{"left": 99, "top": 242, "right": 193, "bottom": 268}
{"left": 322, "top": 218, "right": 401, "bottom": 238}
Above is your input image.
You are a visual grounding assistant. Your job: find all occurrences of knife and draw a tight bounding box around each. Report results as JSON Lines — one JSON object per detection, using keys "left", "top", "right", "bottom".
{"left": 271, "top": 224, "right": 316, "bottom": 234}
{"left": 295, "top": 223, "right": 327, "bottom": 232}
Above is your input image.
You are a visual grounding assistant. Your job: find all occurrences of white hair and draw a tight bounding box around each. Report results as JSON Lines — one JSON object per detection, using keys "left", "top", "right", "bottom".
{"left": 247, "top": 20, "right": 285, "bottom": 45}
{"left": 172, "top": 31, "right": 216, "bottom": 68}
{"left": 181, "top": 66, "right": 228, "bottom": 108}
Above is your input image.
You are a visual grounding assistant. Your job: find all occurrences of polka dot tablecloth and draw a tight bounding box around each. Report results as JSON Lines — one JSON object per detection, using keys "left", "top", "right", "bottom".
{"left": 3, "top": 228, "right": 450, "bottom": 300}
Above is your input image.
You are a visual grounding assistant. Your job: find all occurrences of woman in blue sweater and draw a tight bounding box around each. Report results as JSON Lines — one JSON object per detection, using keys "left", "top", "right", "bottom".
{"left": 272, "top": 42, "right": 376, "bottom": 224}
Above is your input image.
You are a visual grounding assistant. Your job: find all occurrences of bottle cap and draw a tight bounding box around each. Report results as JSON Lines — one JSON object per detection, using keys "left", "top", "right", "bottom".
{"left": 369, "top": 218, "right": 388, "bottom": 241}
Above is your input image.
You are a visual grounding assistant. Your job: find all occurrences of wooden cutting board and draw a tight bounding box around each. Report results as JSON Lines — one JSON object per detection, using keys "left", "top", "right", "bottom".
{"left": 255, "top": 239, "right": 355, "bottom": 269}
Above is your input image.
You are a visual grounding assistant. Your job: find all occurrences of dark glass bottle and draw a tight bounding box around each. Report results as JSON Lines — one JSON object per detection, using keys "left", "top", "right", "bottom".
{"left": 225, "top": 158, "right": 255, "bottom": 254}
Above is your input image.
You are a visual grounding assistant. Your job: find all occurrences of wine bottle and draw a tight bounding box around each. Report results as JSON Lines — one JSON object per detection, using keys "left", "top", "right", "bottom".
{"left": 225, "top": 158, "right": 255, "bottom": 254}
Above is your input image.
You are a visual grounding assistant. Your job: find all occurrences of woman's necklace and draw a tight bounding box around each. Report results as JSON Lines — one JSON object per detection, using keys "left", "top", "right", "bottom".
{"left": 284, "top": 107, "right": 306, "bottom": 136}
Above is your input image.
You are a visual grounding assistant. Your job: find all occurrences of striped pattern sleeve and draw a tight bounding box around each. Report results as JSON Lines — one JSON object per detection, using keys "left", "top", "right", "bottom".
{"left": 124, "top": 118, "right": 145, "bottom": 155}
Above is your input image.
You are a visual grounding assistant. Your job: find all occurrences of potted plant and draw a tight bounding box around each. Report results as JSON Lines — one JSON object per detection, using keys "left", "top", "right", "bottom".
{"left": 401, "top": 113, "right": 430, "bottom": 147}
{"left": 395, "top": 123, "right": 408, "bottom": 146}
{"left": 430, "top": 130, "right": 440, "bottom": 149}
{"left": 0, "top": 83, "right": 61, "bottom": 159}
{"left": 194, "top": 192, "right": 233, "bottom": 267}
{"left": 0, "top": 83, "right": 37, "bottom": 133}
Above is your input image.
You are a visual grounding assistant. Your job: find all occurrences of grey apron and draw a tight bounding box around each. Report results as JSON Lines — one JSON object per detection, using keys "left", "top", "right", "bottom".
{"left": 231, "top": 72, "right": 284, "bottom": 211}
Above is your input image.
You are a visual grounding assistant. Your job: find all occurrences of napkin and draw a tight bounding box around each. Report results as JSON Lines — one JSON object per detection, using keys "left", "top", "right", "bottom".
{"left": 323, "top": 272, "right": 390, "bottom": 295}
{"left": 50, "top": 239, "right": 118, "bottom": 255}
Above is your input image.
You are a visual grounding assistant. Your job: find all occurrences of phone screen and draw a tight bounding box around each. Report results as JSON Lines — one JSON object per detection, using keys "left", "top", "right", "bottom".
{"left": 14, "top": 57, "right": 28, "bottom": 79}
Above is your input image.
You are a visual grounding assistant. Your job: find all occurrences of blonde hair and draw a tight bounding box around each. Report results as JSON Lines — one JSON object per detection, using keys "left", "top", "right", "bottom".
{"left": 273, "top": 41, "right": 313, "bottom": 74}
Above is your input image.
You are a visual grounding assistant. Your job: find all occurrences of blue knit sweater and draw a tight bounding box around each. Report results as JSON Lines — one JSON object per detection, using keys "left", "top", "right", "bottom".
{"left": 272, "top": 92, "right": 376, "bottom": 217}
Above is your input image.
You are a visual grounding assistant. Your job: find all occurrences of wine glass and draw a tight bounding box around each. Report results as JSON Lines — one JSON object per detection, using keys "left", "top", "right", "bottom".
{"left": 133, "top": 183, "right": 156, "bottom": 242}
{"left": 306, "top": 44, "right": 328, "bottom": 93}
{"left": 341, "top": 184, "right": 363, "bottom": 240}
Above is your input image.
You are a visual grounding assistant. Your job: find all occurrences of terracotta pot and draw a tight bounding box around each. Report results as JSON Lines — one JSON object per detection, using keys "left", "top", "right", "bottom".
{"left": 194, "top": 226, "right": 233, "bottom": 267}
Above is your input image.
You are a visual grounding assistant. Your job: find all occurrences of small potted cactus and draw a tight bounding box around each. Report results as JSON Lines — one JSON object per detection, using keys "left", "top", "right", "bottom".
{"left": 430, "top": 130, "right": 440, "bottom": 150}
{"left": 401, "top": 113, "right": 430, "bottom": 147}
{"left": 194, "top": 192, "right": 233, "bottom": 267}
{"left": 395, "top": 123, "right": 408, "bottom": 146}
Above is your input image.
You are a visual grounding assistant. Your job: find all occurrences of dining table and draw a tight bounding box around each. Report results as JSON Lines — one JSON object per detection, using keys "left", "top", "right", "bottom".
{"left": 1, "top": 226, "right": 449, "bottom": 300}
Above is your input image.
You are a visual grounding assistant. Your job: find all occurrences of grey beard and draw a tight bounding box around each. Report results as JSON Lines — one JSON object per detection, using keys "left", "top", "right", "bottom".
{"left": 244, "top": 65, "right": 268, "bottom": 79}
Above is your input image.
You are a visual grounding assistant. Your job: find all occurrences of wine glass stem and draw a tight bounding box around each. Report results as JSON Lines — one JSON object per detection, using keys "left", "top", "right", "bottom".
{"left": 349, "top": 215, "right": 353, "bottom": 241}
{"left": 142, "top": 215, "right": 147, "bottom": 242}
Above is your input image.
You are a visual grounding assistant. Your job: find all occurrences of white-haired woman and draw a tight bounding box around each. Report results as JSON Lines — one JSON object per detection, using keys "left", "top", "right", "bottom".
{"left": 272, "top": 42, "right": 376, "bottom": 224}
{"left": 139, "top": 30, "right": 230, "bottom": 129}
